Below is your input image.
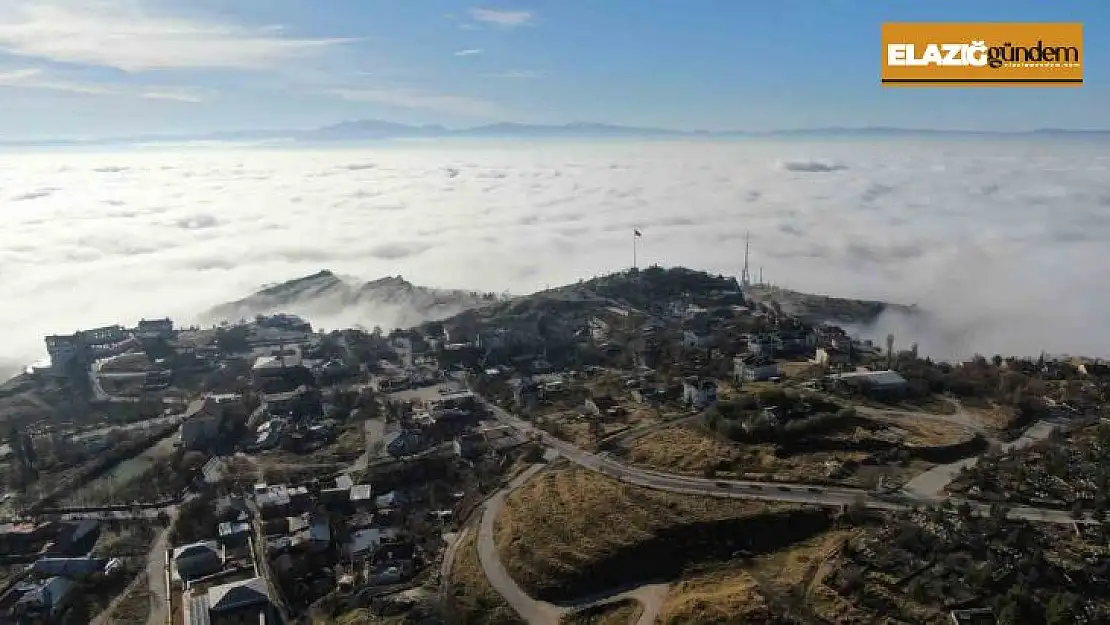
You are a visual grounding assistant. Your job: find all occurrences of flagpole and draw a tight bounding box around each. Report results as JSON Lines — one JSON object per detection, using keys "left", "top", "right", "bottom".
{"left": 633, "top": 231, "right": 637, "bottom": 271}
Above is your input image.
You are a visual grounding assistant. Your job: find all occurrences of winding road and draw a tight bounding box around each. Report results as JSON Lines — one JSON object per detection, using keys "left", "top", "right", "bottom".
{"left": 466, "top": 395, "right": 1089, "bottom": 624}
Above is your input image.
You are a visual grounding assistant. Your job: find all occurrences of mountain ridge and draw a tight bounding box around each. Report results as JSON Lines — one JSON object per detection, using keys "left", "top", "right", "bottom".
{"left": 7, "top": 121, "right": 1110, "bottom": 147}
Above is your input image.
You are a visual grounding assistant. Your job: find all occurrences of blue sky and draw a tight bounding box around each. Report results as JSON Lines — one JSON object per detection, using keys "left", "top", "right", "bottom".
{"left": 0, "top": 0, "right": 1105, "bottom": 139}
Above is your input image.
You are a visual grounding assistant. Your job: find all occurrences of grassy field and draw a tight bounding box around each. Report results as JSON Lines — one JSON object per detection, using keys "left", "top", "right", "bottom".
{"left": 626, "top": 424, "right": 871, "bottom": 482}
{"left": 495, "top": 467, "right": 827, "bottom": 602}
{"left": 659, "top": 569, "right": 769, "bottom": 624}
{"left": 448, "top": 529, "right": 524, "bottom": 625}
{"left": 561, "top": 598, "right": 643, "bottom": 625}
{"left": 659, "top": 529, "right": 860, "bottom": 624}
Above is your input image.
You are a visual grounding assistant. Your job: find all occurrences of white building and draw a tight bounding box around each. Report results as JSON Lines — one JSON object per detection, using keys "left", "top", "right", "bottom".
{"left": 682, "top": 378, "right": 717, "bottom": 409}
{"left": 734, "top": 356, "right": 781, "bottom": 382}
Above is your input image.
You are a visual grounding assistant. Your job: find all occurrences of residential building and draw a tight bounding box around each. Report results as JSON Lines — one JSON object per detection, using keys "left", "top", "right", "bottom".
{"left": 137, "top": 317, "right": 174, "bottom": 339}
{"left": 949, "top": 607, "right": 996, "bottom": 625}
{"left": 217, "top": 522, "right": 251, "bottom": 549}
{"left": 734, "top": 355, "right": 781, "bottom": 383}
{"left": 830, "top": 370, "right": 909, "bottom": 394}
{"left": 44, "top": 334, "right": 83, "bottom": 373}
{"left": 385, "top": 430, "right": 424, "bottom": 458}
{"left": 172, "top": 541, "right": 224, "bottom": 580}
{"left": 183, "top": 576, "right": 273, "bottom": 625}
{"left": 682, "top": 378, "right": 718, "bottom": 409}
{"left": 588, "top": 317, "right": 610, "bottom": 342}
{"left": 181, "top": 397, "right": 225, "bottom": 450}
{"left": 30, "top": 557, "right": 119, "bottom": 581}
{"left": 682, "top": 330, "right": 705, "bottom": 348}
{"left": 747, "top": 334, "right": 779, "bottom": 357}
{"left": 814, "top": 346, "right": 851, "bottom": 368}
{"left": 584, "top": 394, "right": 619, "bottom": 417}
{"left": 11, "top": 576, "right": 77, "bottom": 620}
{"left": 454, "top": 433, "right": 488, "bottom": 459}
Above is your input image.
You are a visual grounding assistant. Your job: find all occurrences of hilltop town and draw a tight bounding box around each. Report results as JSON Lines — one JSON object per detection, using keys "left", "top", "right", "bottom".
{"left": 2, "top": 266, "right": 1109, "bottom": 625}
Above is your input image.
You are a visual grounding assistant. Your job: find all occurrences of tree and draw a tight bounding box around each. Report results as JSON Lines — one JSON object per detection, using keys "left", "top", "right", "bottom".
{"left": 1045, "top": 592, "right": 1079, "bottom": 625}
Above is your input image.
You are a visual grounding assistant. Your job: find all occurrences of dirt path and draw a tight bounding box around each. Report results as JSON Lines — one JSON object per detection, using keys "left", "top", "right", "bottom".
{"left": 89, "top": 513, "right": 173, "bottom": 625}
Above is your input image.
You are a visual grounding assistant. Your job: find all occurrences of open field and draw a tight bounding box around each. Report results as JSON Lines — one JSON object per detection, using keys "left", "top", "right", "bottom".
{"left": 625, "top": 424, "right": 937, "bottom": 487}
{"left": 659, "top": 569, "right": 769, "bottom": 624}
{"left": 448, "top": 527, "right": 524, "bottom": 625}
{"left": 494, "top": 466, "right": 829, "bottom": 602}
{"left": 658, "top": 529, "right": 859, "bottom": 624}
{"left": 561, "top": 598, "right": 642, "bottom": 625}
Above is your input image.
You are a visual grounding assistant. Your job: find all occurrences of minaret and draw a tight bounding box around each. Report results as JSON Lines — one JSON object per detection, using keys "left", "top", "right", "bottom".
{"left": 740, "top": 232, "right": 751, "bottom": 288}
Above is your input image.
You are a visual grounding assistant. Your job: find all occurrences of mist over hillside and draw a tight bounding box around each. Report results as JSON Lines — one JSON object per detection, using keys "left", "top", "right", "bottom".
{"left": 2, "top": 139, "right": 1108, "bottom": 365}
{"left": 201, "top": 270, "right": 501, "bottom": 332}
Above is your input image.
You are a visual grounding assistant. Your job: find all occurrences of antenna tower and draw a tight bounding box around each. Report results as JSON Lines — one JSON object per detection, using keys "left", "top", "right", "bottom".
{"left": 740, "top": 232, "right": 751, "bottom": 288}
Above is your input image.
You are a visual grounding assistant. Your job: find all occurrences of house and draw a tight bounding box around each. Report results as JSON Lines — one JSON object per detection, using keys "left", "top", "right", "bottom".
{"left": 830, "top": 370, "right": 909, "bottom": 395}
{"left": 682, "top": 330, "right": 705, "bottom": 348}
{"left": 588, "top": 317, "right": 610, "bottom": 342}
{"left": 30, "top": 557, "right": 119, "bottom": 581}
{"left": 217, "top": 522, "right": 251, "bottom": 549}
{"left": 345, "top": 527, "right": 401, "bottom": 559}
{"left": 181, "top": 397, "right": 225, "bottom": 450}
{"left": 483, "top": 426, "right": 528, "bottom": 452}
{"left": 734, "top": 355, "right": 781, "bottom": 383}
{"left": 172, "top": 541, "right": 224, "bottom": 580}
{"left": 11, "top": 576, "right": 77, "bottom": 619}
{"left": 949, "top": 607, "right": 996, "bottom": 625}
{"left": 747, "top": 334, "right": 779, "bottom": 357}
{"left": 369, "top": 541, "right": 417, "bottom": 584}
{"left": 183, "top": 576, "right": 273, "bottom": 625}
{"left": 584, "top": 394, "right": 620, "bottom": 417}
{"left": 255, "top": 485, "right": 293, "bottom": 519}
{"left": 385, "top": 430, "right": 424, "bottom": 458}
{"left": 137, "top": 317, "right": 174, "bottom": 339}
{"left": 814, "top": 346, "right": 851, "bottom": 368}
{"left": 375, "top": 490, "right": 406, "bottom": 509}
{"left": 45, "top": 520, "right": 100, "bottom": 557}
{"left": 350, "top": 484, "right": 374, "bottom": 507}
{"left": 682, "top": 378, "right": 717, "bottom": 409}
{"left": 454, "top": 433, "right": 488, "bottom": 459}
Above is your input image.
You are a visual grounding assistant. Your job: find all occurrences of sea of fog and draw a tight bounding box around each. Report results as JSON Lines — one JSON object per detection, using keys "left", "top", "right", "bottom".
{"left": 1, "top": 138, "right": 1109, "bottom": 376}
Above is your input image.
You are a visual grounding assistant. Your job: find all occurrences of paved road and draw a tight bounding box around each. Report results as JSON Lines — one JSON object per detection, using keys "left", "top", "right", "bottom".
{"left": 479, "top": 398, "right": 1089, "bottom": 525}
{"left": 477, "top": 464, "right": 563, "bottom": 625}
{"left": 475, "top": 463, "right": 670, "bottom": 625}
{"left": 904, "top": 414, "right": 1076, "bottom": 499}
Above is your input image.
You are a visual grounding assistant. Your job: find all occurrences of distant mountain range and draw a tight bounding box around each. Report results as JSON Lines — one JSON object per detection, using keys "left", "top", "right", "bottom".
{"left": 5, "top": 121, "right": 1110, "bottom": 147}
{"left": 201, "top": 270, "right": 502, "bottom": 331}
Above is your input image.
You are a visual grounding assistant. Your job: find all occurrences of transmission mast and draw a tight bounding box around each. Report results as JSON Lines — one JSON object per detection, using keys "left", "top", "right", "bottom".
{"left": 740, "top": 232, "right": 751, "bottom": 288}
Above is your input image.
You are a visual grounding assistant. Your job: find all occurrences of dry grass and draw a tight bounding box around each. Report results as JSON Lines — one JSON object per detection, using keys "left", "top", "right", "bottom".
{"left": 449, "top": 528, "right": 524, "bottom": 625}
{"left": 659, "top": 569, "right": 769, "bottom": 624}
{"left": 627, "top": 425, "right": 870, "bottom": 483}
{"left": 661, "top": 529, "right": 863, "bottom": 625}
{"left": 105, "top": 576, "right": 151, "bottom": 625}
{"left": 963, "top": 402, "right": 1017, "bottom": 432}
{"left": 561, "top": 598, "right": 643, "bottom": 625}
{"left": 862, "top": 414, "right": 975, "bottom": 447}
{"left": 495, "top": 467, "right": 793, "bottom": 599}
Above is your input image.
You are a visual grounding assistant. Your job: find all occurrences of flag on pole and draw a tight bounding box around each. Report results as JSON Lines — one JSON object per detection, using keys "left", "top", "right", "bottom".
{"left": 634, "top": 229, "right": 642, "bottom": 237}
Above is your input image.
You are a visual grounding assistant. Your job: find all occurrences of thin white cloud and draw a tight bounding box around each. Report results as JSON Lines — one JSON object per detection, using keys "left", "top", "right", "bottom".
{"left": 468, "top": 7, "right": 535, "bottom": 27}
{"left": 454, "top": 48, "right": 483, "bottom": 56}
{"left": 327, "top": 86, "right": 505, "bottom": 117}
{"left": 0, "top": 0, "right": 357, "bottom": 72}
{"left": 482, "top": 70, "right": 542, "bottom": 79}
{"left": 0, "top": 66, "right": 205, "bottom": 102}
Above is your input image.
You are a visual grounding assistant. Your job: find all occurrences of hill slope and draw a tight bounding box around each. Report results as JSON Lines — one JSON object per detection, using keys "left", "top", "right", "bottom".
{"left": 201, "top": 270, "right": 500, "bottom": 331}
